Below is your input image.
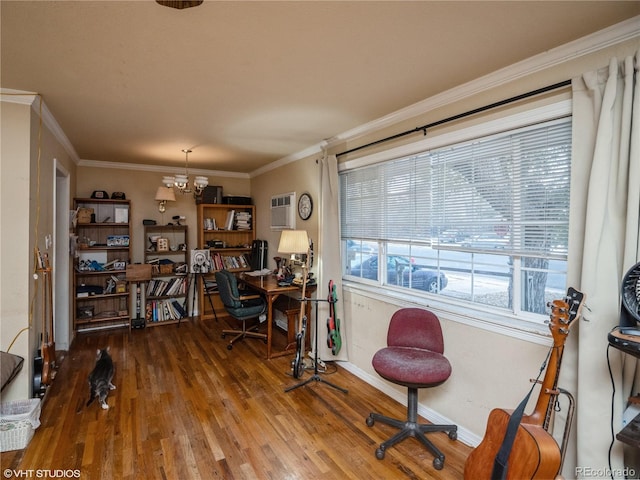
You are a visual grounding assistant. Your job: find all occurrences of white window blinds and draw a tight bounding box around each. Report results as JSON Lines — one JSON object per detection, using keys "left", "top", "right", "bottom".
{"left": 340, "top": 117, "right": 572, "bottom": 258}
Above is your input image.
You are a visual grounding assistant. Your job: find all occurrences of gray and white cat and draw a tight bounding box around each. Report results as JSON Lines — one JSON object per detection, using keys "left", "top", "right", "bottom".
{"left": 86, "top": 347, "right": 116, "bottom": 410}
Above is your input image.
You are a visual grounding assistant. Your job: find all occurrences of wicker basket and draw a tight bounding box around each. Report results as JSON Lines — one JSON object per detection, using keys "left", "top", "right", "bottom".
{"left": 0, "top": 399, "right": 41, "bottom": 452}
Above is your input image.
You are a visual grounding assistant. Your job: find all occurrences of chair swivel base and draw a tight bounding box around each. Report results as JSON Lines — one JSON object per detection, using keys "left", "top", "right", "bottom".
{"left": 366, "top": 388, "right": 457, "bottom": 470}
{"left": 222, "top": 323, "right": 267, "bottom": 350}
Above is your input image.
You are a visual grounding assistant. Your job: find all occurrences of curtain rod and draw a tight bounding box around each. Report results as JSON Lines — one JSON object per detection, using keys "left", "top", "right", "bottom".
{"left": 336, "top": 79, "right": 571, "bottom": 158}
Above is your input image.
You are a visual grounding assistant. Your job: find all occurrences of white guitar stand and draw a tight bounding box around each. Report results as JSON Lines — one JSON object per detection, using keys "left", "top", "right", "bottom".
{"left": 284, "top": 297, "right": 348, "bottom": 394}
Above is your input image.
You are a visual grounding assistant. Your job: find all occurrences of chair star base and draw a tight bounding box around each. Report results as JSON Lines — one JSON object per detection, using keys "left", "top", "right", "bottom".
{"left": 366, "top": 387, "right": 457, "bottom": 470}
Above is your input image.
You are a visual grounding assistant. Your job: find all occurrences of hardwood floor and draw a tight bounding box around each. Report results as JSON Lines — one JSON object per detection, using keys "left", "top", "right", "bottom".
{"left": 2, "top": 316, "right": 471, "bottom": 479}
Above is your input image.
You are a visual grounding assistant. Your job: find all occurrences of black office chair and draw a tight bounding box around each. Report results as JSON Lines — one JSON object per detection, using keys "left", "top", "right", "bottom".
{"left": 214, "top": 270, "right": 267, "bottom": 350}
{"left": 366, "top": 307, "right": 458, "bottom": 470}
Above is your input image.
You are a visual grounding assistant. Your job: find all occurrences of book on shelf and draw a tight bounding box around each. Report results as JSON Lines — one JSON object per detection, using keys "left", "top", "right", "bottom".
{"left": 146, "top": 276, "right": 186, "bottom": 297}
{"left": 146, "top": 298, "right": 187, "bottom": 322}
{"left": 225, "top": 210, "right": 235, "bottom": 230}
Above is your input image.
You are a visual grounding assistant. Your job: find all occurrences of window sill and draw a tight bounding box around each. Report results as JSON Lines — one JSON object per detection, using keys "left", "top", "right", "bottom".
{"left": 342, "top": 280, "right": 554, "bottom": 346}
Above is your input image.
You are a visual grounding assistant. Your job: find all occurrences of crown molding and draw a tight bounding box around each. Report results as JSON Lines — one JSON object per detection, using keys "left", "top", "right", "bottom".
{"left": 1, "top": 89, "right": 80, "bottom": 164}
{"left": 77, "top": 158, "right": 249, "bottom": 179}
{"left": 322, "top": 15, "right": 640, "bottom": 153}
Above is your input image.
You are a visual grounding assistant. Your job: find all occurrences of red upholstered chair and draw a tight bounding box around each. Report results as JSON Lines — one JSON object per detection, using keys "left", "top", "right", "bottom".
{"left": 366, "top": 308, "right": 458, "bottom": 470}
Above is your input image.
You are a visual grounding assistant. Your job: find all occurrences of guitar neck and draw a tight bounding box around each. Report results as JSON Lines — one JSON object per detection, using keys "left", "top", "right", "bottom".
{"left": 525, "top": 344, "right": 565, "bottom": 427}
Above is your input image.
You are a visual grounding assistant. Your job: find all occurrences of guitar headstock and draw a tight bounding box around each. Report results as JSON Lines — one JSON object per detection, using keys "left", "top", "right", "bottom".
{"left": 547, "top": 287, "right": 585, "bottom": 345}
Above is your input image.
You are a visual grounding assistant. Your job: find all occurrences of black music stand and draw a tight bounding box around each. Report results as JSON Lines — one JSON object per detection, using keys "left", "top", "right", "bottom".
{"left": 285, "top": 297, "right": 348, "bottom": 394}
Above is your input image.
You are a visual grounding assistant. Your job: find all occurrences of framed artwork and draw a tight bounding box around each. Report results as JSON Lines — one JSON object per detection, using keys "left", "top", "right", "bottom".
{"left": 190, "top": 249, "right": 211, "bottom": 273}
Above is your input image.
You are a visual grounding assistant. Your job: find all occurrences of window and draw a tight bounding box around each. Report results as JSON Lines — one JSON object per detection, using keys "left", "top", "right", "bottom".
{"left": 340, "top": 113, "right": 572, "bottom": 326}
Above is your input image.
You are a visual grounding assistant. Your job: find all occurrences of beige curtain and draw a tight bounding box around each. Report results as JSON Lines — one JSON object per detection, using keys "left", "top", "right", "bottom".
{"left": 564, "top": 49, "right": 639, "bottom": 478}
{"left": 316, "top": 153, "right": 349, "bottom": 362}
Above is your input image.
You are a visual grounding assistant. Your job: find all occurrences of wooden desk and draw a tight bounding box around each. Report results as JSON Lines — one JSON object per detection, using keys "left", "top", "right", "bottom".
{"left": 238, "top": 274, "right": 312, "bottom": 359}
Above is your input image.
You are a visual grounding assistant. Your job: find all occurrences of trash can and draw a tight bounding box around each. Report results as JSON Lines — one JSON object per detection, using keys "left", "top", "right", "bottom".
{"left": 0, "top": 399, "right": 41, "bottom": 452}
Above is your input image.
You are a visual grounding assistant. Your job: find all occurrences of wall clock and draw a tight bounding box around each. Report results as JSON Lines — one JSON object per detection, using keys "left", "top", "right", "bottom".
{"left": 298, "top": 193, "right": 313, "bottom": 220}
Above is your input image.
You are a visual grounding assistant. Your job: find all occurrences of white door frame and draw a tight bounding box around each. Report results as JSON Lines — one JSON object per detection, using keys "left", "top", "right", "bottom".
{"left": 54, "top": 159, "right": 71, "bottom": 350}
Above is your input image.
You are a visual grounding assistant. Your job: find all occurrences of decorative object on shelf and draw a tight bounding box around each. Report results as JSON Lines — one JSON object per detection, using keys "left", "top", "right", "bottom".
{"left": 162, "top": 149, "right": 208, "bottom": 198}
{"left": 297, "top": 193, "right": 313, "bottom": 220}
{"left": 155, "top": 186, "right": 176, "bottom": 213}
{"left": 157, "top": 238, "right": 169, "bottom": 252}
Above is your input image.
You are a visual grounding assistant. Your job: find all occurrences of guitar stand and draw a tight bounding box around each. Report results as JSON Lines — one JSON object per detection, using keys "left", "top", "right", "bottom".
{"left": 285, "top": 298, "right": 348, "bottom": 394}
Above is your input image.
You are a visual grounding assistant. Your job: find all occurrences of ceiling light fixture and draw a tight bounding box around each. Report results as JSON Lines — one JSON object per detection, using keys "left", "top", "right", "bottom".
{"left": 156, "top": 1, "right": 204, "bottom": 10}
{"left": 162, "top": 149, "right": 209, "bottom": 198}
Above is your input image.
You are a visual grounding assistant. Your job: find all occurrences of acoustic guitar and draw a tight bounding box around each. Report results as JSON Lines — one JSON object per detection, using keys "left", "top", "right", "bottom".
{"left": 464, "top": 288, "right": 584, "bottom": 480}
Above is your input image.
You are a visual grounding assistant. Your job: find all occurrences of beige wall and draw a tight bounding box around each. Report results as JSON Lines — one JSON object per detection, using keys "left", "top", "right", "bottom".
{"left": 1, "top": 98, "right": 76, "bottom": 401}
{"left": 250, "top": 155, "right": 320, "bottom": 275}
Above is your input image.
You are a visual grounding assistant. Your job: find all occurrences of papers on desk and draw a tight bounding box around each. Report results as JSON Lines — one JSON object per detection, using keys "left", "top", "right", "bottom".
{"left": 245, "top": 268, "right": 273, "bottom": 276}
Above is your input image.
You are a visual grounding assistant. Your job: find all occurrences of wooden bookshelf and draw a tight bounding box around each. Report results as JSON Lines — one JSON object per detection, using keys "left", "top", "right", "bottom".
{"left": 197, "top": 204, "right": 255, "bottom": 320}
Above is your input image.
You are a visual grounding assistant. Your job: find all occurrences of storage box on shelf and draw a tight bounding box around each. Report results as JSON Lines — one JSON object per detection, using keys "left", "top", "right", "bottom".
{"left": 197, "top": 204, "right": 256, "bottom": 320}
{"left": 73, "top": 198, "right": 132, "bottom": 332}
{"left": 143, "top": 225, "right": 189, "bottom": 326}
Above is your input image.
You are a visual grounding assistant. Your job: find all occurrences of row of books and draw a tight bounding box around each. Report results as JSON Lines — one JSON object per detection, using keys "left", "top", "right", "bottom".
{"left": 146, "top": 276, "right": 187, "bottom": 297}
{"left": 211, "top": 252, "right": 250, "bottom": 271}
{"left": 145, "top": 299, "right": 187, "bottom": 322}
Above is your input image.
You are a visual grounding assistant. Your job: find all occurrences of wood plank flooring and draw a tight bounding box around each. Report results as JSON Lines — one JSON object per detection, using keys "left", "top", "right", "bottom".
{"left": 2, "top": 316, "right": 471, "bottom": 479}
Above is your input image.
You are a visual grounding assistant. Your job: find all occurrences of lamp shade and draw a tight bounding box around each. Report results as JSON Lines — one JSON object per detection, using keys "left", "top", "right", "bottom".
{"left": 155, "top": 186, "right": 176, "bottom": 202}
{"left": 278, "top": 230, "right": 309, "bottom": 254}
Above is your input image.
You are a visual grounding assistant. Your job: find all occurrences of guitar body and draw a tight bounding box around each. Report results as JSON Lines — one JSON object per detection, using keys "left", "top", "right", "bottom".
{"left": 293, "top": 316, "right": 307, "bottom": 378}
{"left": 464, "top": 408, "right": 561, "bottom": 480}
{"left": 327, "top": 280, "right": 342, "bottom": 355}
{"left": 33, "top": 352, "right": 45, "bottom": 398}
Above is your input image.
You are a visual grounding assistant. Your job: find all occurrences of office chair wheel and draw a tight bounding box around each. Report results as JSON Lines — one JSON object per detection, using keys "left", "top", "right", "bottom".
{"left": 433, "top": 457, "right": 444, "bottom": 470}
{"left": 448, "top": 430, "right": 457, "bottom": 441}
{"left": 227, "top": 344, "right": 233, "bottom": 350}
{"left": 365, "top": 415, "right": 374, "bottom": 427}
{"left": 375, "top": 447, "right": 385, "bottom": 460}
{"left": 221, "top": 333, "right": 226, "bottom": 338}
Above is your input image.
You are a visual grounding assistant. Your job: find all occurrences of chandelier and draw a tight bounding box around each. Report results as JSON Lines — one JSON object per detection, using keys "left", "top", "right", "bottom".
{"left": 162, "top": 149, "right": 208, "bottom": 197}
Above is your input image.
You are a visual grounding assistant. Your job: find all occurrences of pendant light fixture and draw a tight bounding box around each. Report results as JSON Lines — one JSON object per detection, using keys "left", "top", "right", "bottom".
{"left": 162, "top": 149, "right": 208, "bottom": 197}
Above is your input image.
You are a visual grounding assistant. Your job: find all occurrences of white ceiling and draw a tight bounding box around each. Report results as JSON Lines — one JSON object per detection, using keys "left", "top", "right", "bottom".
{"left": 2, "top": 1, "right": 638, "bottom": 174}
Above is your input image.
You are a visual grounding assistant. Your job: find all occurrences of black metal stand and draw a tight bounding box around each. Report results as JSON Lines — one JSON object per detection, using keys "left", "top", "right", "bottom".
{"left": 179, "top": 272, "right": 217, "bottom": 327}
{"left": 285, "top": 298, "right": 348, "bottom": 394}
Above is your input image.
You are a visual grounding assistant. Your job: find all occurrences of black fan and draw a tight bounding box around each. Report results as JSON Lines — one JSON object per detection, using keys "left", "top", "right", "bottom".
{"left": 620, "top": 261, "right": 640, "bottom": 330}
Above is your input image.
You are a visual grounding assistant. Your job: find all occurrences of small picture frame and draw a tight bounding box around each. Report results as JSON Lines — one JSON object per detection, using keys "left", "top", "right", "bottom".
{"left": 190, "top": 249, "right": 211, "bottom": 273}
{"left": 157, "top": 238, "right": 169, "bottom": 252}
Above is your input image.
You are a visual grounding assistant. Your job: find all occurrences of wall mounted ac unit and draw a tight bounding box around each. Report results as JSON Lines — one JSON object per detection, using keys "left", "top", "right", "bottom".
{"left": 271, "top": 192, "right": 295, "bottom": 230}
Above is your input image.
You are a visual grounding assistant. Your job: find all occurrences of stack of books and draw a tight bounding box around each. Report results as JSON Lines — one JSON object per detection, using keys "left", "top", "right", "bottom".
{"left": 235, "top": 210, "right": 252, "bottom": 230}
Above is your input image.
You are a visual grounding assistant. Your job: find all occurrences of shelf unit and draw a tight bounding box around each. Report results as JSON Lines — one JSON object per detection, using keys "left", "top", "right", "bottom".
{"left": 73, "top": 198, "right": 131, "bottom": 332}
{"left": 143, "top": 225, "right": 189, "bottom": 327}
{"left": 197, "top": 204, "right": 256, "bottom": 320}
